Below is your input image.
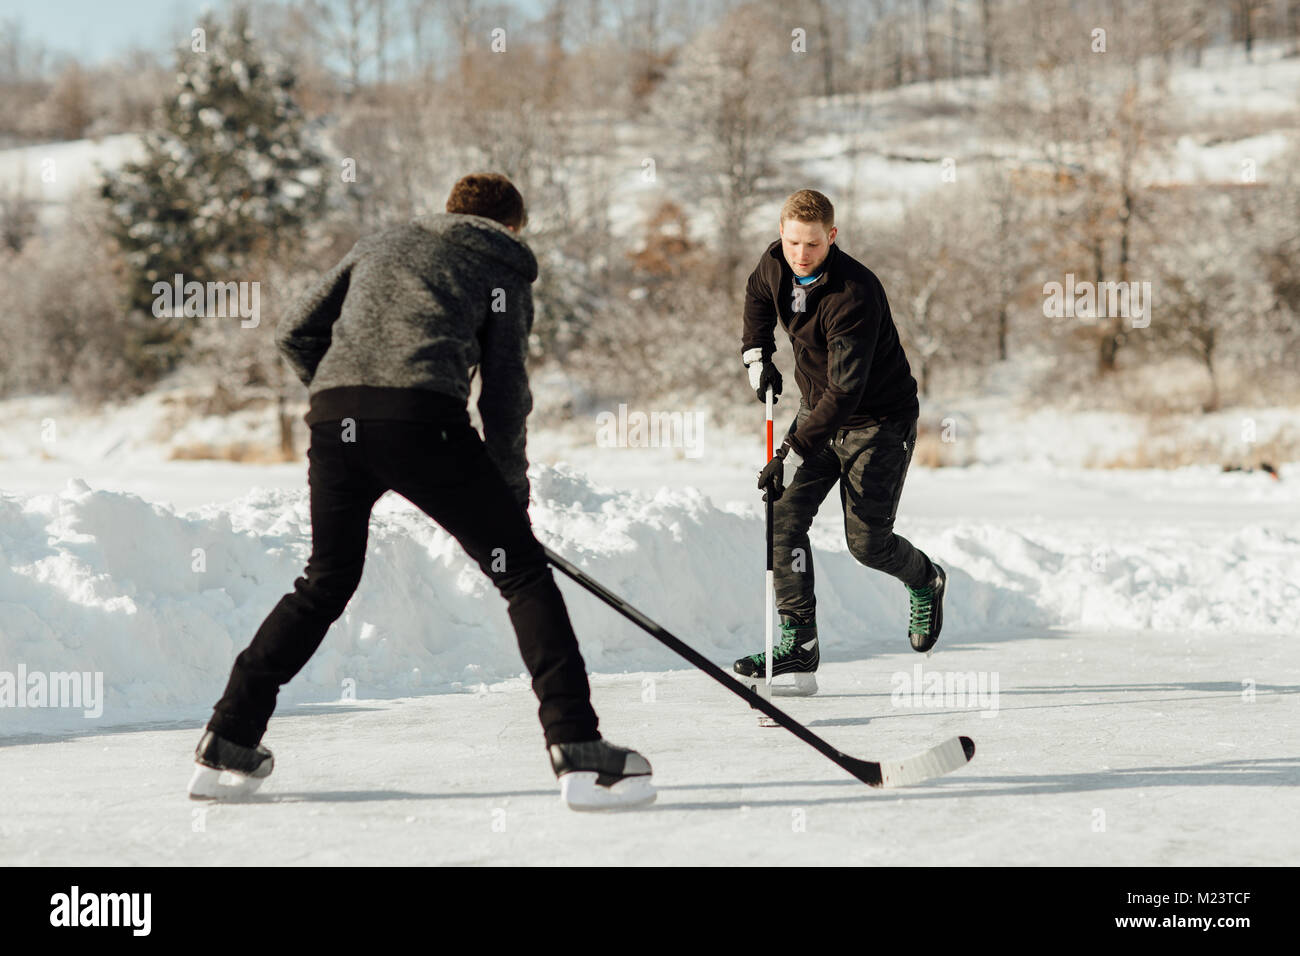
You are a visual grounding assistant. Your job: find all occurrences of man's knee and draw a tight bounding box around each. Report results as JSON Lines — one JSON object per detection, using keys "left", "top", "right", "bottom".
{"left": 773, "top": 501, "right": 817, "bottom": 543}
{"left": 294, "top": 562, "right": 365, "bottom": 616}
{"left": 848, "top": 524, "right": 898, "bottom": 570}
{"left": 482, "top": 540, "right": 551, "bottom": 598}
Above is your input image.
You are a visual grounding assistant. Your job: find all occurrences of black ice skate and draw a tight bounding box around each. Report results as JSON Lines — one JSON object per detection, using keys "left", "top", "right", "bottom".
{"left": 548, "top": 739, "right": 656, "bottom": 811}
{"left": 907, "top": 563, "right": 946, "bottom": 653}
{"left": 187, "top": 729, "right": 274, "bottom": 800}
{"left": 733, "top": 615, "right": 819, "bottom": 696}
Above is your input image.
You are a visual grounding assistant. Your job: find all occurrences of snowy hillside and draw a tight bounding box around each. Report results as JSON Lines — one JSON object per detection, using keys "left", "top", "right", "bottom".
{"left": 6, "top": 44, "right": 1297, "bottom": 241}
{"left": 0, "top": 133, "right": 144, "bottom": 227}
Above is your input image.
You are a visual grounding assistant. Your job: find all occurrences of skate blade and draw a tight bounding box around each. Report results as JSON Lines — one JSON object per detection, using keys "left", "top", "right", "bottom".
{"left": 187, "top": 763, "right": 268, "bottom": 801}
{"left": 773, "top": 673, "right": 818, "bottom": 696}
{"left": 559, "top": 772, "right": 657, "bottom": 811}
{"left": 738, "top": 673, "right": 818, "bottom": 698}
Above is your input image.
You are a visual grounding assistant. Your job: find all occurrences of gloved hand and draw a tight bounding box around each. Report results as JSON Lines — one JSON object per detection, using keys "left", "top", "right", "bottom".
{"left": 757, "top": 447, "right": 786, "bottom": 503}
{"left": 743, "top": 348, "right": 782, "bottom": 404}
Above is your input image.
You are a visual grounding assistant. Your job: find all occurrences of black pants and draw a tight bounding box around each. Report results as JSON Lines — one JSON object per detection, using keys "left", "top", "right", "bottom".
{"left": 774, "top": 403, "right": 934, "bottom": 623}
{"left": 208, "top": 416, "right": 599, "bottom": 748}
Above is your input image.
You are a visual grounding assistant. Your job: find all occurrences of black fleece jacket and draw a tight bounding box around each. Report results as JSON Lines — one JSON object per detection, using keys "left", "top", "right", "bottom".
{"left": 741, "top": 240, "right": 919, "bottom": 459}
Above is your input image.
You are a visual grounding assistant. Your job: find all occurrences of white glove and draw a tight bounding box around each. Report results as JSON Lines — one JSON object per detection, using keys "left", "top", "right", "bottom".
{"left": 743, "top": 347, "right": 782, "bottom": 402}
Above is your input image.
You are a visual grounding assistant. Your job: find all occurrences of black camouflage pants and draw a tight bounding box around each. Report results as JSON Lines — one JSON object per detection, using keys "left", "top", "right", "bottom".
{"left": 773, "top": 402, "right": 934, "bottom": 623}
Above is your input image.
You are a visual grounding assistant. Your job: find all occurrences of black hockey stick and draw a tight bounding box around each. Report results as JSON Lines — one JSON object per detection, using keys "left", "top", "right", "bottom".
{"left": 544, "top": 546, "right": 975, "bottom": 788}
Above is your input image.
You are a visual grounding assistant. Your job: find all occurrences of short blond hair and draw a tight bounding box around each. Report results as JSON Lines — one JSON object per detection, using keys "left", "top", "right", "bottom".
{"left": 779, "top": 189, "right": 834, "bottom": 229}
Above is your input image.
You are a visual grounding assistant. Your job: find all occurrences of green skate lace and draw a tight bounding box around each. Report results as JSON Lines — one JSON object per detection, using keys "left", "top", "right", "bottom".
{"left": 908, "top": 585, "right": 934, "bottom": 632}
{"left": 746, "top": 624, "right": 800, "bottom": 666}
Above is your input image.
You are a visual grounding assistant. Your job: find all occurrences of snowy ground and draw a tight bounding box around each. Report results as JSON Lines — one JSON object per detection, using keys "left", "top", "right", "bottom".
{"left": 2, "top": 402, "right": 1298, "bottom": 864}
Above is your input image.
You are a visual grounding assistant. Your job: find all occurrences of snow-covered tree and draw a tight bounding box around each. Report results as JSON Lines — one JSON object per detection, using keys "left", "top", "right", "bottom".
{"left": 101, "top": 5, "right": 327, "bottom": 376}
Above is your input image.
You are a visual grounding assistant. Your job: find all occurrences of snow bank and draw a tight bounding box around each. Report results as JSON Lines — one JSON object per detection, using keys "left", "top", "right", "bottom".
{"left": 0, "top": 134, "right": 145, "bottom": 229}
{"left": 2, "top": 466, "right": 1297, "bottom": 736}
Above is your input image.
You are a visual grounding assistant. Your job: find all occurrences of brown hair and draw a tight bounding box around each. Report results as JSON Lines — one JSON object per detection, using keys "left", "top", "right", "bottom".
{"left": 445, "top": 173, "right": 527, "bottom": 230}
{"left": 779, "top": 189, "right": 834, "bottom": 229}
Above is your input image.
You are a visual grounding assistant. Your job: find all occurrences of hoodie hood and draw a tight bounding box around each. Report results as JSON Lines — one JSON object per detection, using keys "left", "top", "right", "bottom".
{"left": 413, "top": 212, "right": 538, "bottom": 283}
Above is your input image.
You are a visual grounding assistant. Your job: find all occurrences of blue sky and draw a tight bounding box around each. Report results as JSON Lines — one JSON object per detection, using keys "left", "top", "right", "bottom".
{"left": 3, "top": 0, "right": 554, "bottom": 66}
{"left": 2, "top": 0, "right": 227, "bottom": 64}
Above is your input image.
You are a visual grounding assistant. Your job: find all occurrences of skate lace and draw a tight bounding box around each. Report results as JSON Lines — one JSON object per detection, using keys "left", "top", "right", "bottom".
{"left": 746, "top": 627, "right": 799, "bottom": 666}
{"left": 908, "top": 585, "right": 934, "bottom": 632}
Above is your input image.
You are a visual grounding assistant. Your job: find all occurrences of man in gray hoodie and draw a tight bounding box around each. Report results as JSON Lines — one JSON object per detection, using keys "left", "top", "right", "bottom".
{"left": 189, "top": 174, "right": 653, "bottom": 810}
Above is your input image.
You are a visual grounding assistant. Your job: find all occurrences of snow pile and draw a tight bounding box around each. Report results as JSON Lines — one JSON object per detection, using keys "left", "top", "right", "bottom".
{"left": 929, "top": 522, "right": 1299, "bottom": 634}
{"left": 2, "top": 465, "right": 1297, "bottom": 735}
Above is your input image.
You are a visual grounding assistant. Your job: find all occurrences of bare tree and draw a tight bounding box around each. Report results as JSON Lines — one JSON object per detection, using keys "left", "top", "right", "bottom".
{"left": 974, "top": 164, "right": 1047, "bottom": 361}
{"left": 405, "top": 0, "right": 438, "bottom": 81}
{"left": 991, "top": 0, "right": 1173, "bottom": 375}
{"left": 374, "top": 0, "right": 391, "bottom": 85}
{"left": 810, "top": 0, "right": 835, "bottom": 96}
{"left": 869, "top": 189, "right": 992, "bottom": 397}
{"left": 654, "top": 2, "right": 790, "bottom": 284}
{"left": 438, "top": 0, "right": 478, "bottom": 80}
{"left": 0, "top": 202, "right": 134, "bottom": 401}
{"left": 1229, "top": 0, "right": 1270, "bottom": 58}
{"left": 310, "top": 0, "right": 380, "bottom": 95}
{"left": 980, "top": 0, "right": 996, "bottom": 75}
{"left": 0, "top": 176, "right": 39, "bottom": 253}
{"left": 1143, "top": 186, "right": 1275, "bottom": 411}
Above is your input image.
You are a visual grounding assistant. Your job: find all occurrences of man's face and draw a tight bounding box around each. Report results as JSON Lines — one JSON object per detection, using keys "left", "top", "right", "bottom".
{"left": 780, "top": 218, "right": 837, "bottom": 277}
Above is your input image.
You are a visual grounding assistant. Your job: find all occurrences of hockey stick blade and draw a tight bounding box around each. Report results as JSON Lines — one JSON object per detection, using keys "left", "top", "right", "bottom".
{"left": 544, "top": 546, "right": 976, "bottom": 789}
{"left": 868, "top": 735, "right": 976, "bottom": 788}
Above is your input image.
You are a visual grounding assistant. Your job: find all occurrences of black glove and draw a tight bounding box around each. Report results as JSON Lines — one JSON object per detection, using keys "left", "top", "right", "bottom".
{"left": 757, "top": 448, "right": 786, "bottom": 503}
{"left": 744, "top": 349, "right": 783, "bottom": 404}
{"left": 752, "top": 362, "right": 782, "bottom": 404}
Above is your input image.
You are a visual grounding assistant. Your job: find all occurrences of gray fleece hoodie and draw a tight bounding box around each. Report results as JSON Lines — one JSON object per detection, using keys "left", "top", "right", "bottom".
{"left": 276, "top": 212, "right": 538, "bottom": 504}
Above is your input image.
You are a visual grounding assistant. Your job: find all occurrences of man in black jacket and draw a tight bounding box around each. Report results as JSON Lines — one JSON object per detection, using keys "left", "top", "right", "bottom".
{"left": 188, "top": 173, "right": 653, "bottom": 810}
{"left": 737, "top": 189, "right": 945, "bottom": 693}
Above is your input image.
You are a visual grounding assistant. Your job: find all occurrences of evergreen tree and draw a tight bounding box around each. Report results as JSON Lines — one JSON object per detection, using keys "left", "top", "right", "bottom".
{"left": 102, "top": 5, "right": 327, "bottom": 378}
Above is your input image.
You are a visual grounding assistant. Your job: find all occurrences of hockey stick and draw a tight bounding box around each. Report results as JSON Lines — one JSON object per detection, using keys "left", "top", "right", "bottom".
{"left": 544, "top": 546, "right": 975, "bottom": 788}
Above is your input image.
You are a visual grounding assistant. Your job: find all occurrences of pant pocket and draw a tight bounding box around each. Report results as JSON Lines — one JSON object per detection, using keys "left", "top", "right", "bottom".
{"left": 882, "top": 423, "right": 917, "bottom": 522}
{"left": 841, "top": 420, "right": 915, "bottom": 523}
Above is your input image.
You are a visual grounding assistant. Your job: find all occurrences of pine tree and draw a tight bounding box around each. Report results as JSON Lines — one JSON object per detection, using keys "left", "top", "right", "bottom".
{"left": 101, "top": 5, "right": 327, "bottom": 379}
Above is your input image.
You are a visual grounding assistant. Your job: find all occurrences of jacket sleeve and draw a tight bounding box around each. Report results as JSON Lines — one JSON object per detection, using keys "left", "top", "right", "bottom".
{"left": 740, "top": 259, "right": 779, "bottom": 362}
{"left": 477, "top": 275, "right": 534, "bottom": 507}
{"left": 786, "top": 286, "right": 882, "bottom": 458}
{"left": 276, "top": 242, "right": 361, "bottom": 386}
